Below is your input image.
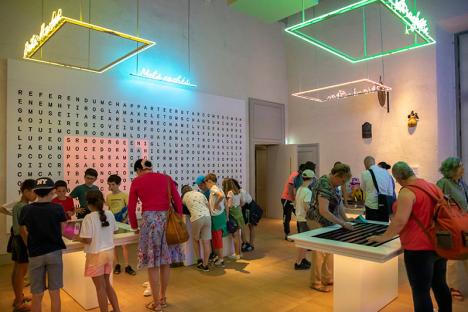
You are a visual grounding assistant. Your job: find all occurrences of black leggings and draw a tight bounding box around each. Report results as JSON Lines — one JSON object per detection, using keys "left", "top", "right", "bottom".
{"left": 404, "top": 250, "right": 452, "bottom": 312}
{"left": 281, "top": 199, "right": 295, "bottom": 235}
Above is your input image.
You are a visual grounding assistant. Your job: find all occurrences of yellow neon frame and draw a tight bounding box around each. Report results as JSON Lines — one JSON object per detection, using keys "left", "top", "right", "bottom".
{"left": 23, "top": 11, "right": 155, "bottom": 73}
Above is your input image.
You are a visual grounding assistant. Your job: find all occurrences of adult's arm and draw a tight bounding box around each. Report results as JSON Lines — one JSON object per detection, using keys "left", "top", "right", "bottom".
{"left": 19, "top": 225, "right": 28, "bottom": 246}
{"left": 369, "top": 188, "right": 415, "bottom": 242}
{"left": 170, "top": 179, "right": 183, "bottom": 215}
{"left": 0, "top": 206, "right": 12, "bottom": 216}
{"left": 127, "top": 180, "right": 139, "bottom": 229}
{"left": 318, "top": 196, "right": 351, "bottom": 229}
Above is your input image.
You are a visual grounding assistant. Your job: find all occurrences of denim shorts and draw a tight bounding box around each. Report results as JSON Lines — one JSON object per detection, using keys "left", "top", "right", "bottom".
{"left": 29, "top": 250, "right": 63, "bottom": 294}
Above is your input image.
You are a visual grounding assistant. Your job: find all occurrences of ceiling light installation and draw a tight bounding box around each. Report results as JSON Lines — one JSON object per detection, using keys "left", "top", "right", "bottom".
{"left": 285, "top": 0, "right": 435, "bottom": 63}
{"left": 292, "top": 79, "right": 392, "bottom": 102}
{"left": 23, "top": 9, "right": 155, "bottom": 73}
{"left": 130, "top": 68, "right": 197, "bottom": 87}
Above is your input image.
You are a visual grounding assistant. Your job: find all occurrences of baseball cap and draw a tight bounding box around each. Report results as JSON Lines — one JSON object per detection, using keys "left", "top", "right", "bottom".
{"left": 34, "top": 177, "right": 55, "bottom": 190}
{"left": 302, "top": 169, "right": 315, "bottom": 179}
{"left": 193, "top": 175, "right": 205, "bottom": 185}
{"left": 378, "top": 162, "right": 391, "bottom": 170}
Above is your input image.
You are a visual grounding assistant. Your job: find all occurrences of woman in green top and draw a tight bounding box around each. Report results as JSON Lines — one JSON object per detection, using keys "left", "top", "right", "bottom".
{"left": 436, "top": 157, "right": 468, "bottom": 301}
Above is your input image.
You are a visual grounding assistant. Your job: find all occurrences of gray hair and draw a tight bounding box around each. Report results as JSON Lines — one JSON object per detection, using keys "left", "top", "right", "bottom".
{"left": 392, "top": 161, "right": 415, "bottom": 180}
{"left": 364, "top": 156, "right": 375, "bottom": 168}
{"left": 439, "top": 157, "right": 462, "bottom": 179}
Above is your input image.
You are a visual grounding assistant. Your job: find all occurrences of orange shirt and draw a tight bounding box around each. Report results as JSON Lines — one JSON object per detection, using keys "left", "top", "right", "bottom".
{"left": 281, "top": 171, "right": 298, "bottom": 201}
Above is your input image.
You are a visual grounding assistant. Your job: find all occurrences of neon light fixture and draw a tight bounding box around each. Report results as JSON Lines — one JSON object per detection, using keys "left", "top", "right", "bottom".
{"left": 292, "top": 79, "right": 392, "bottom": 102}
{"left": 285, "top": 0, "right": 435, "bottom": 63}
{"left": 23, "top": 9, "right": 155, "bottom": 73}
{"left": 130, "top": 68, "right": 197, "bottom": 87}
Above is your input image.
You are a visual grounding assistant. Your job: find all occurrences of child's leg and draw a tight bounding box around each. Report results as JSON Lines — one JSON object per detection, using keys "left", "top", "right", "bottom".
{"left": 92, "top": 275, "right": 109, "bottom": 312}
{"left": 13, "top": 262, "right": 28, "bottom": 305}
{"left": 104, "top": 274, "right": 120, "bottom": 312}
{"left": 202, "top": 239, "right": 211, "bottom": 266}
{"left": 121, "top": 245, "right": 129, "bottom": 266}
{"left": 114, "top": 247, "right": 120, "bottom": 264}
{"left": 296, "top": 248, "right": 306, "bottom": 264}
{"left": 31, "top": 292, "right": 44, "bottom": 312}
{"left": 48, "top": 289, "right": 61, "bottom": 312}
{"left": 249, "top": 224, "right": 255, "bottom": 247}
{"left": 233, "top": 230, "right": 241, "bottom": 255}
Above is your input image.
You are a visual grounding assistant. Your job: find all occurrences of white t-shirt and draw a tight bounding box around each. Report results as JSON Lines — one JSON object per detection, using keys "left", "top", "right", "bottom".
{"left": 295, "top": 186, "right": 312, "bottom": 222}
{"left": 227, "top": 190, "right": 242, "bottom": 208}
{"left": 240, "top": 189, "right": 253, "bottom": 205}
{"left": 209, "top": 185, "right": 225, "bottom": 216}
{"left": 182, "top": 190, "right": 211, "bottom": 222}
{"left": 361, "top": 165, "right": 395, "bottom": 209}
{"left": 80, "top": 211, "right": 117, "bottom": 254}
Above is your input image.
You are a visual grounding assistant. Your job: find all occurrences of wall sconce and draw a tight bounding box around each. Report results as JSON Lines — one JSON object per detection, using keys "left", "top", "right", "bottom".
{"left": 408, "top": 111, "right": 419, "bottom": 128}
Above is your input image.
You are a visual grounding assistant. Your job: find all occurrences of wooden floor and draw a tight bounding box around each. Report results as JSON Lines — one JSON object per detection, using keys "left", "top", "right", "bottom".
{"left": 0, "top": 218, "right": 467, "bottom": 312}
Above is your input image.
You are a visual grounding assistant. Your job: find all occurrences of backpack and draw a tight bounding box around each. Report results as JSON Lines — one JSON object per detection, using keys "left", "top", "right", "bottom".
{"left": 248, "top": 200, "right": 263, "bottom": 225}
{"left": 405, "top": 184, "right": 468, "bottom": 260}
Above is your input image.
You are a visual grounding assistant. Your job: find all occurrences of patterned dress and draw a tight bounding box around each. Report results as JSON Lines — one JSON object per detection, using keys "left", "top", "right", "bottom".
{"left": 308, "top": 175, "right": 341, "bottom": 226}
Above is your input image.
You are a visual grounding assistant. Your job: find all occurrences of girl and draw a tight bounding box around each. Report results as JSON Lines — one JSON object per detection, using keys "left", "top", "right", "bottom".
{"left": 76, "top": 190, "right": 120, "bottom": 312}
{"left": 223, "top": 178, "right": 245, "bottom": 260}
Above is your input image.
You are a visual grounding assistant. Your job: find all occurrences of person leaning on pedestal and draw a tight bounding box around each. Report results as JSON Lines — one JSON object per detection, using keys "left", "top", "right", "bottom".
{"left": 306, "top": 163, "right": 354, "bottom": 292}
{"left": 436, "top": 157, "right": 468, "bottom": 302}
{"left": 369, "top": 162, "right": 452, "bottom": 312}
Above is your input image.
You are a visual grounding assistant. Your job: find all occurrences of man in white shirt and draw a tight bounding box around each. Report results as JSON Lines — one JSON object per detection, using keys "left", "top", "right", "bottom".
{"left": 361, "top": 156, "right": 395, "bottom": 222}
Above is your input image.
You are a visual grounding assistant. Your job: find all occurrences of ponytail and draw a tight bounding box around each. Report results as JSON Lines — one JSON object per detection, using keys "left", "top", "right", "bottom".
{"left": 86, "top": 190, "right": 109, "bottom": 227}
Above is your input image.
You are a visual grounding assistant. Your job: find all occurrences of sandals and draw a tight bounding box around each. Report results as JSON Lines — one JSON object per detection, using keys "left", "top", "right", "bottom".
{"left": 311, "top": 285, "right": 332, "bottom": 293}
{"left": 450, "top": 288, "right": 464, "bottom": 301}
{"left": 160, "top": 297, "right": 168, "bottom": 308}
{"left": 145, "top": 301, "right": 163, "bottom": 311}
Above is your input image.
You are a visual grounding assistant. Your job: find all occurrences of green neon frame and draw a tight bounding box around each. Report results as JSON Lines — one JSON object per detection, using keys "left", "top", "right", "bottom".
{"left": 285, "top": 0, "right": 436, "bottom": 63}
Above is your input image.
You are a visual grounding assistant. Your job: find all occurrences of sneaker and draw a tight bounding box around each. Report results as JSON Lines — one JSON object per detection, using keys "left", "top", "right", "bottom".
{"left": 143, "top": 287, "right": 152, "bottom": 297}
{"left": 113, "top": 264, "right": 121, "bottom": 274}
{"left": 228, "top": 254, "right": 241, "bottom": 260}
{"left": 141, "top": 281, "right": 150, "bottom": 288}
{"left": 197, "top": 263, "right": 210, "bottom": 272}
{"left": 244, "top": 243, "right": 254, "bottom": 252}
{"left": 294, "top": 262, "right": 309, "bottom": 270}
{"left": 209, "top": 255, "right": 218, "bottom": 264}
{"left": 125, "top": 265, "right": 136, "bottom": 276}
{"left": 214, "top": 258, "right": 225, "bottom": 267}
{"left": 196, "top": 258, "right": 203, "bottom": 265}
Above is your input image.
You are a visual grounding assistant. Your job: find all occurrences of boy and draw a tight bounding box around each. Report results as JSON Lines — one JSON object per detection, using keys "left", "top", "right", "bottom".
{"left": 19, "top": 177, "right": 67, "bottom": 312}
{"left": 9, "top": 179, "right": 36, "bottom": 311}
{"left": 106, "top": 174, "right": 136, "bottom": 275}
{"left": 204, "top": 173, "right": 227, "bottom": 267}
{"left": 294, "top": 169, "right": 315, "bottom": 270}
{"left": 52, "top": 180, "right": 74, "bottom": 220}
{"left": 70, "top": 168, "right": 99, "bottom": 219}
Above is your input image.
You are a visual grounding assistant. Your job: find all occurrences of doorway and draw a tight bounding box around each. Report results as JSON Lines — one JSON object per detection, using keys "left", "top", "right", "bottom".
{"left": 255, "top": 143, "right": 319, "bottom": 219}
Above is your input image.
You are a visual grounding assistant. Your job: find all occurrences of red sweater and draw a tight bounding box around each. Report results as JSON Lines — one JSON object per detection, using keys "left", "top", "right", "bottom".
{"left": 128, "top": 172, "right": 183, "bottom": 229}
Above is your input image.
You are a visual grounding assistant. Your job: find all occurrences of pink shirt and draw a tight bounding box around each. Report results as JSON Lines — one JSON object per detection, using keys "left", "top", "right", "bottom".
{"left": 396, "top": 179, "right": 441, "bottom": 251}
{"left": 128, "top": 172, "right": 182, "bottom": 229}
{"left": 281, "top": 171, "right": 298, "bottom": 201}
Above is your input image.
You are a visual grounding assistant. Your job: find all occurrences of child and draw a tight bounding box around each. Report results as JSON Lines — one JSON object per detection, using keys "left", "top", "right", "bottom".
{"left": 232, "top": 179, "right": 255, "bottom": 252}
{"left": 204, "top": 173, "right": 227, "bottom": 267}
{"left": 52, "top": 180, "right": 75, "bottom": 220}
{"left": 75, "top": 190, "right": 120, "bottom": 312}
{"left": 70, "top": 168, "right": 99, "bottom": 219}
{"left": 222, "top": 178, "right": 245, "bottom": 260}
{"left": 9, "top": 179, "right": 36, "bottom": 311}
{"left": 18, "top": 177, "right": 67, "bottom": 312}
{"left": 106, "top": 174, "right": 136, "bottom": 276}
{"left": 294, "top": 169, "right": 315, "bottom": 270}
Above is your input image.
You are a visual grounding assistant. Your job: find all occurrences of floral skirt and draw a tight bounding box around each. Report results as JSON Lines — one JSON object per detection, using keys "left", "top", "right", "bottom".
{"left": 137, "top": 211, "right": 185, "bottom": 269}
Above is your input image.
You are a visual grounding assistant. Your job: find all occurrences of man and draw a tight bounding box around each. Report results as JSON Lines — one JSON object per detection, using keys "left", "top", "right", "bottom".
{"left": 281, "top": 166, "right": 300, "bottom": 241}
{"left": 194, "top": 175, "right": 210, "bottom": 200}
{"left": 369, "top": 162, "right": 451, "bottom": 312}
{"left": 361, "top": 156, "right": 395, "bottom": 222}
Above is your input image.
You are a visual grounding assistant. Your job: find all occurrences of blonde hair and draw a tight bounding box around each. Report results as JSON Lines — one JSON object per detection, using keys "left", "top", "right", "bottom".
{"left": 222, "top": 178, "right": 240, "bottom": 195}
{"left": 331, "top": 163, "right": 352, "bottom": 180}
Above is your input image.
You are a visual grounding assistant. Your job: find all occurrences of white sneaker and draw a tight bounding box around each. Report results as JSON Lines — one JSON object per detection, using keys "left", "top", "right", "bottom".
{"left": 143, "top": 287, "right": 152, "bottom": 297}
{"left": 214, "top": 258, "right": 225, "bottom": 267}
{"left": 141, "top": 281, "right": 150, "bottom": 288}
{"left": 228, "top": 254, "right": 241, "bottom": 260}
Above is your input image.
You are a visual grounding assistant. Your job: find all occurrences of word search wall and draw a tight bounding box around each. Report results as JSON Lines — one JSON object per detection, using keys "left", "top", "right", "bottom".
{"left": 6, "top": 60, "right": 247, "bottom": 202}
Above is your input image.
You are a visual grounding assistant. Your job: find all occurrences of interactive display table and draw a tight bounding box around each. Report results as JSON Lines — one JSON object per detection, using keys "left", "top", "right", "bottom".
{"left": 289, "top": 221, "right": 402, "bottom": 312}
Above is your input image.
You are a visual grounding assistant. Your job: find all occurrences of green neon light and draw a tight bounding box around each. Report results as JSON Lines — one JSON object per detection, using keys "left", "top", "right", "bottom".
{"left": 285, "top": 0, "right": 435, "bottom": 63}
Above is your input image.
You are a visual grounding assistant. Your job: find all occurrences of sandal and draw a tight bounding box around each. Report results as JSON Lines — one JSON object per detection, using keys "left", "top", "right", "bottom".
{"left": 145, "top": 301, "right": 163, "bottom": 311}
{"left": 450, "top": 288, "right": 464, "bottom": 301}
{"left": 311, "top": 285, "right": 332, "bottom": 293}
{"left": 160, "top": 297, "right": 168, "bottom": 308}
{"left": 13, "top": 302, "right": 31, "bottom": 312}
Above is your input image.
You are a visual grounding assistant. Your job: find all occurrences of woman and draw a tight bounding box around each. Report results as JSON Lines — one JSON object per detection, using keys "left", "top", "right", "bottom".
{"left": 223, "top": 178, "right": 245, "bottom": 260}
{"left": 307, "top": 163, "right": 353, "bottom": 292}
{"left": 437, "top": 157, "right": 468, "bottom": 301}
{"left": 369, "top": 161, "right": 452, "bottom": 312}
{"left": 128, "top": 159, "right": 184, "bottom": 311}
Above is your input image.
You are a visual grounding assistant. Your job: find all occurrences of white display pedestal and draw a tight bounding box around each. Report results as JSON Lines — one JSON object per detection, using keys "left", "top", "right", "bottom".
{"left": 334, "top": 255, "right": 398, "bottom": 312}
{"left": 62, "top": 252, "right": 113, "bottom": 310}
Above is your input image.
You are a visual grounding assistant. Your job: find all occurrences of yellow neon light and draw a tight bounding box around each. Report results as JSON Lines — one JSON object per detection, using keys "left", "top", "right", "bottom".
{"left": 292, "top": 79, "right": 392, "bottom": 102}
{"left": 23, "top": 9, "right": 155, "bottom": 73}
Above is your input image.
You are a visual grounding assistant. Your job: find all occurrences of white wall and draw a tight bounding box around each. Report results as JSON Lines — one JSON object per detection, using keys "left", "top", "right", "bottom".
{"left": 0, "top": 0, "right": 288, "bottom": 257}
{"left": 287, "top": 0, "right": 468, "bottom": 183}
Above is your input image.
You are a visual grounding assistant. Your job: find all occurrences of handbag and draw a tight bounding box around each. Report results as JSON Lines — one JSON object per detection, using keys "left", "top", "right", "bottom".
{"left": 369, "top": 169, "right": 396, "bottom": 216}
{"left": 226, "top": 215, "right": 239, "bottom": 234}
{"left": 165, "top": 177, "right": 189, "bottom": 245}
